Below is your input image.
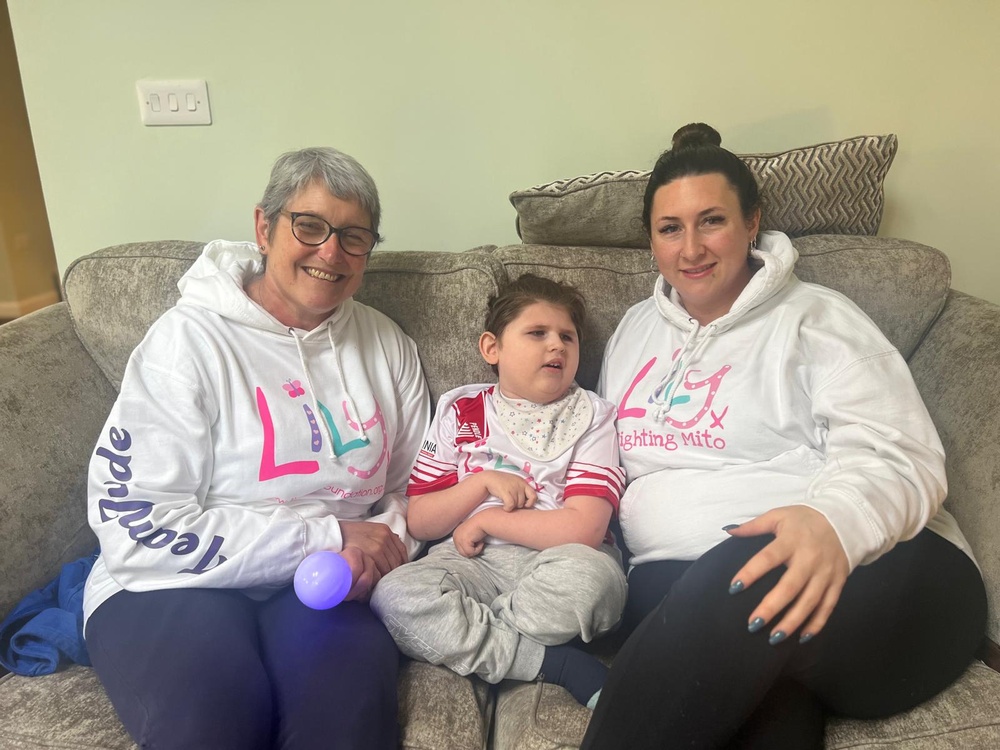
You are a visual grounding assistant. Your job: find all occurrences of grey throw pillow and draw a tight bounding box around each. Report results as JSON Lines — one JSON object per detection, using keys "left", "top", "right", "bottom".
{"left": 509, "top": 134, "right": 898, "bottom": 247}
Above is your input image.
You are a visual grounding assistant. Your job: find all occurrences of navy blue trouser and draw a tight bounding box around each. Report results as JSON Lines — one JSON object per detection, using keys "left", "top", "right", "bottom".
{"left": 581, "top": 529, "right": 987, "bottom": 750}
{"left": 86, "top": 586, "right": 400, "bottom": 750}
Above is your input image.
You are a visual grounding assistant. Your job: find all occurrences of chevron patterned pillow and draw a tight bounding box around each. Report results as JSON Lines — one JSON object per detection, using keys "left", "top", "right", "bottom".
{"left": 509, "top": 134, "right": 898, "bottom": 248}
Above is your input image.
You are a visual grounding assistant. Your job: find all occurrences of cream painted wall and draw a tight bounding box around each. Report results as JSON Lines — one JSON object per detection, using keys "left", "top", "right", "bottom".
{"left": 9, "top": 0, "right": 1000, "bottom": 303}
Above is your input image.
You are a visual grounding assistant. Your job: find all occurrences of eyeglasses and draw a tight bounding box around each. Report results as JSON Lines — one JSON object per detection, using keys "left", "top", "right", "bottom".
{"left": 282, "top": 211, "right": 380, "bottom": 256}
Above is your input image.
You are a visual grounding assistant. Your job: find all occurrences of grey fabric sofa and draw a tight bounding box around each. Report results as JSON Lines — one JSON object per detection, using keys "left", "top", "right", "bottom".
{"left": 2, "top": 232, "right": 1000, "bottom": 749}
{"left": 3, "top": 133, "right": 1000, "bottom": 748}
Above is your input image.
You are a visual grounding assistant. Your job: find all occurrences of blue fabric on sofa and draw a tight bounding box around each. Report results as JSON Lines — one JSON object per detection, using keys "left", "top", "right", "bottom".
{"left": 0, "top": 551, "right": 97, "bottom": 676}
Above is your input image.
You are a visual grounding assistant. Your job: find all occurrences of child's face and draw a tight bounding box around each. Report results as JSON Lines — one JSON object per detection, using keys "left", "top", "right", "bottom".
{"left": 479, "top": 301, "right": 580, "bottom": 404}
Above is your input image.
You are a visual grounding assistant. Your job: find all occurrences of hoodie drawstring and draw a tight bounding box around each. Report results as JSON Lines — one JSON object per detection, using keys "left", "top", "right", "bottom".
{"left": 650, "top": 321, "right": 716, "bottom": 422}
{"left": 288, "top": 327, "right": 368, "bottom": 461}
{"left": 326, "top": 327, "right": 368, "bottom": 444}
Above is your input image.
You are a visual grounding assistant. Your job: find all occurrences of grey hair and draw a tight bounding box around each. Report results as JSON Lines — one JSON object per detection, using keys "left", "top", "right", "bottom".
{"left": 258, "top": 147, "right": 382, "bottom": 240}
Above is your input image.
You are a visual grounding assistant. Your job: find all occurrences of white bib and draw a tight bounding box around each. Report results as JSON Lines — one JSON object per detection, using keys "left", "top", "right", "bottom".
{"left": 492, "top": 384, "right": 593, "bottom": 461}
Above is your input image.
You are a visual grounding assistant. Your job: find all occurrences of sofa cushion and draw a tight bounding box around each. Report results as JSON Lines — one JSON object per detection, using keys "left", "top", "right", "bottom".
{"left": 399, "top": 661, "right": 494, "bottom": 750}
{"left": 510, "top": 135, "right": 897, "bottom": 248}
{"left": 62, "top": 241, "right": 204, "bottom": 389}
{"left": 0, "top": 666, "right": 135, "bottom": 750}
{"left": 355, "top": 248, "right": 504, "bottom": 404}
{"left": 490, "top": 660, "right": 1000, "bottom": 750}
{"left": 0, "top": 305, "right": 116, "bottom": 623}
{"left": 907, "top": 293, "right": 1000, "bottom": 648}
{"left": 0, "top": 660, "right": 492, "bottom": 750}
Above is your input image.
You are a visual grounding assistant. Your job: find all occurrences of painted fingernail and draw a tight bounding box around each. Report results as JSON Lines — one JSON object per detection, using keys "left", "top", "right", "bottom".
{"left": 728, "top": 580, "right": 745, "bottom": 595}
{"left": 722, "top": 524, "right": 740, "bottom": 531}
{"left": 748, "top": 617, "right": 766, "bottom": 633}
{"left": 799, "top": 633, "right": 814, "bottom": 644}
{"left": 768, "top": 631, "right": 787, "bottom": 646}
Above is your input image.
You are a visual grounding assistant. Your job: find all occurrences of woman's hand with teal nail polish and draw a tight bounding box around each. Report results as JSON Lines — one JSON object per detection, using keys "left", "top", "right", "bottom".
{"left": 723, "top": 506, "right": 849, "bottom": 645}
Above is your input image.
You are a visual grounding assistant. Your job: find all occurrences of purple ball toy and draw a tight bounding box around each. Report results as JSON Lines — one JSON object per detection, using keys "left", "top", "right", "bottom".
{"left": 294, "top": 551, "right": 352, "bottom": 610}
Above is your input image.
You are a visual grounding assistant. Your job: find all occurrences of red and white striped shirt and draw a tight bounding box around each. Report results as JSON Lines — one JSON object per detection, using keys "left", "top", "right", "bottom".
{"left": 408, "top": 384, "right": 625, "bottom": 544}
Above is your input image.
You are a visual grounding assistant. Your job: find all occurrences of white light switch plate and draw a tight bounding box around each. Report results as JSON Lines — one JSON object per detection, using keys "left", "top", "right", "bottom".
{"left": 136, "top": 80, "right": 212, "bottom": 126}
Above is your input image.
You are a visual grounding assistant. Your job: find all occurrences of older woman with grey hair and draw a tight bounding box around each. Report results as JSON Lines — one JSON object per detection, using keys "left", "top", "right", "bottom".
{"left": 83, "top": 147, "right": 430, "bottom": 749}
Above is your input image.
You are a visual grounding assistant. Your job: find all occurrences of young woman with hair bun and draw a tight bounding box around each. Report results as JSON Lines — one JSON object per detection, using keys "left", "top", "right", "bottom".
{"left": 582, "top": 123, "right": 986, "bottom": 749}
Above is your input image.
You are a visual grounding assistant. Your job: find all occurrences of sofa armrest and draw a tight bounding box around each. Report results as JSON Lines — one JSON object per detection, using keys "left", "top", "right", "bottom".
{"left": 0, "top": 303, "right": 118, "bottom": 620}
{"left": 908, "top": 291, "right": 1000, "bottom": 650}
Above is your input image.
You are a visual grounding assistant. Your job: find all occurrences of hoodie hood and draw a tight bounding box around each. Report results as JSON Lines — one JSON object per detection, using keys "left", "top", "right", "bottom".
{"left": 176, "top": 239, "right": 354, "bottom": 341}
{"left": 653, "top": 230, "right": 798, "bottom": 333}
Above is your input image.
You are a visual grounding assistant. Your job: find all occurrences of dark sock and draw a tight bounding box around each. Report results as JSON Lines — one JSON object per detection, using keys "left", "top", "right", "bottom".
{"left": 539, "top": 644, "right": 608, "bottom": 707}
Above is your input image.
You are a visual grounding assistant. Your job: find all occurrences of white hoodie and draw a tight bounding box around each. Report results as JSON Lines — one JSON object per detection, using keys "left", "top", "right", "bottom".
{"left": 83, "top": 240, "right": 430, "bottom": 625}
{"left": 598, "top": 231, "right": 973, "bottom": 571}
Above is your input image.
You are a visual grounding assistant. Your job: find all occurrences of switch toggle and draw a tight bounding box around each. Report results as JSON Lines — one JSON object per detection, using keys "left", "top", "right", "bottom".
{"left": 136, "top": 80, "right": 212, "bottom": 126}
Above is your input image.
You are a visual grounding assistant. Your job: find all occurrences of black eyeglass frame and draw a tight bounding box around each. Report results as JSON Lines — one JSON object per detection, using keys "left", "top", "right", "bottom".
{"left": 281, "top": 211, "right": 382, "bottom": 256}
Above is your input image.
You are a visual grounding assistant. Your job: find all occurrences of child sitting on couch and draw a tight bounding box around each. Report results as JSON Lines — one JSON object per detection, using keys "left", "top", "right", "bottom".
{"left": 371, "top": 273, "right": 627, "bottom": 709}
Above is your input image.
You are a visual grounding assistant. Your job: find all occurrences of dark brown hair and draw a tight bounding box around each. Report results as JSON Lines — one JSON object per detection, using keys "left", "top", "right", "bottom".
{"left": 641, "top": 123, "right": 761, "bottom": 234}
{"left": 483, "top": 274, "right": 586, "bottom": 374}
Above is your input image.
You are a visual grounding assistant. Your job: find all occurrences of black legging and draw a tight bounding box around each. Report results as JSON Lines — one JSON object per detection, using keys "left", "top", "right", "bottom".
{"left": 581, "top": 529, "right": 987, "bottom": 750}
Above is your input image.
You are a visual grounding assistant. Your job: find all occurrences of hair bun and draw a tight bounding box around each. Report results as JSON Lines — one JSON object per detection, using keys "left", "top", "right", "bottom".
{"left": 671, "top": 123, "right": 723, "bottom": 151}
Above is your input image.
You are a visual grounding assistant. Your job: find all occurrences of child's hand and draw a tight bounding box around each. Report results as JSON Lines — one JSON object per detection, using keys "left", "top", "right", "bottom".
{"left": 453, "top": 517, "right": 488, "bottom": 558}
{"left": 482, "top": 470, "right": 537, "bottom": 512}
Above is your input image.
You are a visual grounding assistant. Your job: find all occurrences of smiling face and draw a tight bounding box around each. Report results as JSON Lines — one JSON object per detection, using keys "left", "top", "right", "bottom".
{"left": 650, "top": 172, "right": 761, "bottom": 325}
{"left": 252, "top": 180, "right": 372, "bottom": 330}
{"left": 479, "top": 301, "right": 580, "bottom": 404}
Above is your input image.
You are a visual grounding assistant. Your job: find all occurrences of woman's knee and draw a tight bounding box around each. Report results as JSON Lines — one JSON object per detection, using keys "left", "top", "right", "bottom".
{"left": 87, "top": 589, "right": 274, "bottom": 749}
{"left": 266, "top": 603, "right": 400, "bottom": 749}
{"left": 644, "top": 536, "right": 780, "bottom": 638}
{"left": 150, "top": 675, "right": 274, "bottom": 750}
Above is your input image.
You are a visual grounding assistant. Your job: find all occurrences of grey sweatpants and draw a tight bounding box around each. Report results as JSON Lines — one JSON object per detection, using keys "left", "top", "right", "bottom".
{"left": 370, "top": 542, "right": 627, "bottom": 684}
